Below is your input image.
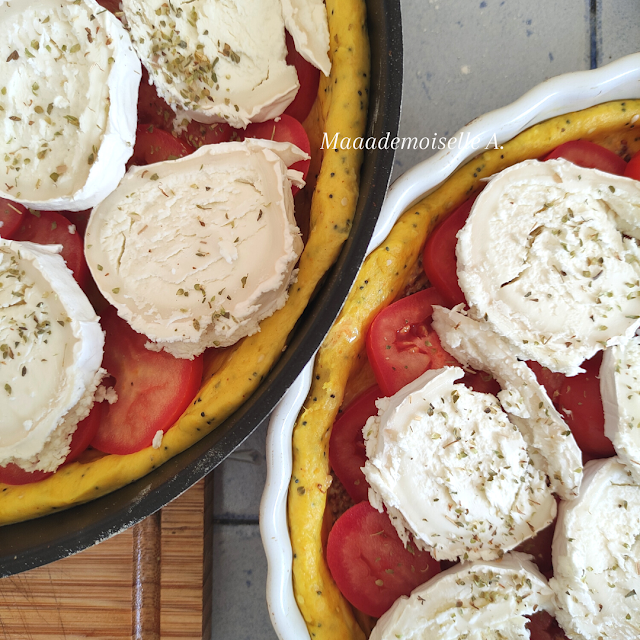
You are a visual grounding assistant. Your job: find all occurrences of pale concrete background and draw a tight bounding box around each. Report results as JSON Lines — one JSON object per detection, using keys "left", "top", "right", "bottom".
{"left": 211, "top": 1, "right": 640, "bottom": 638}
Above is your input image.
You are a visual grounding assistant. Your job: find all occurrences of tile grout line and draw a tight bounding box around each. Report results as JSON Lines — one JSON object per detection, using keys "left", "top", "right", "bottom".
{"left": 213, "top": 517, "right": 260, "bottom": 526}
{"left": 590, "top": 0, "right": 599, "bottom": 69}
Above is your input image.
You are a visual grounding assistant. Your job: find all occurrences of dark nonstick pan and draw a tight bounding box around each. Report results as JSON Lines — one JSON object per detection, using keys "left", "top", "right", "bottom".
{"left": 0, "top": 0, "right": 403, "bottom": 575}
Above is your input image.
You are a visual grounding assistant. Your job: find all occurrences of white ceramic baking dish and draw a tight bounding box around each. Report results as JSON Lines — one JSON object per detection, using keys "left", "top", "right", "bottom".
{"left": 259, "top": 52, "right": 640, "bottom": 640}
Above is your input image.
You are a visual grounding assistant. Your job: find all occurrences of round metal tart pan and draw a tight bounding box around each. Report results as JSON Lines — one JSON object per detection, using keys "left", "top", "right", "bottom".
{"left": 0, "top": 0, "right": 403, "bottom": 575}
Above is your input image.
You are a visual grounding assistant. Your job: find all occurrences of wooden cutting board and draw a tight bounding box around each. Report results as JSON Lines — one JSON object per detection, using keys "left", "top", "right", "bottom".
{"left": 0, "top": 477, "right": 212, "bottom": 640}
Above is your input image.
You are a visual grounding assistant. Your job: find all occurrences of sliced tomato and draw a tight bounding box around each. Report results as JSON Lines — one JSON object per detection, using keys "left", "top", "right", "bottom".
{"left": 129, "top": 124, "right": 194, "bottom": 167}
{"left": 95, "top": 0, "right": 123, "bottom": 13}
{"left": 0, "top": 400, "right": 105, "bottom": 485}
{"left": 460, "top": 369, "right": 501, "bottom": 396}
{"left": 284, "top": 31, "right": 320, "bottom": 123}
{"left": 543, "top": 140, "right": 627, "bottom": 175}
{"left": 625, "top": 150, "right": 640, "bottom": 181}
{"left": 65, "top": 400, "right": 105, "bottom": 465}
{"left": 53, "top": 209, "right": 91, "bottom": 238}
{"left": 91, "top": 307, "right": 203, "bottom": 455}
{"left": 527, "top": 361, "right": 566, "bottom": 402}
{"left": 556, "top": 352, "right": 614, "bottom": 459}
{"left": 327, "top": 502, "right": 440, "bottom": 618}
{"left": 181, "top": 120, "right": 235, "bottom": 149}
{"left": 243, "top": 114, "right": 311, "bottom": 194}
{"left": 329, "top": 385, "right": 380, "bottom": 503}
{"left": 11, "top": 210, "right": 89, "bottom": 289}
{"left": 0, "top": 199, "right": 28, "bottom": 239}
{"left": 515, "top": 517, "right": 556, "bottom": 579}
{"left": 0, "top": 464, "right": 52, "bottom": 485}
{"left": 526, "top": 611, "right": 570, "bottom": 640}
{"left": 366, "top": 288, "right": 458, "bottom": 397}
{"left": 136, "top": 67, "right": 176, "bottom": 131}
{"left": 423, "top": 195, "right": 478, "bottom": 308}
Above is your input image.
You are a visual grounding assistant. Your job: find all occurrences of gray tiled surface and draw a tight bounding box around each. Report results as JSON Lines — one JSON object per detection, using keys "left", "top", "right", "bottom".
{"left": 211, "top": 2, "right": 640, "bottom": 639}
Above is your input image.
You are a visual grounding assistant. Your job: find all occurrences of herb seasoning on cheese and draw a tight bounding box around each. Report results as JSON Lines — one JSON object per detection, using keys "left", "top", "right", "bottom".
{"left": 551, "top": 457, "right": 640, "bottom": 639}
{"left": 123, "top": 0, "right": 329, "bottom": 128}
{"left": 363, "top": 367, "right": 556, "bottom": 562}
{"left": 0, "top": 239, "right": 105, "bottom": 472}
{"left": 432, "top": 306, "right": 583, "bottom": 499}
{"left": 0, "top": 0, "right": 140, "bottom": 210}
{"left": 457, "top": 158, "right": 640, "bottom": 375}
{"left": 84, "top": 139, "right": 306, "bottom": 358}
{"left": 370, "top": 553, "right": 555, "bottom": 640}
{"left": 601, "top": 338, "right": 640, "bottom": 481}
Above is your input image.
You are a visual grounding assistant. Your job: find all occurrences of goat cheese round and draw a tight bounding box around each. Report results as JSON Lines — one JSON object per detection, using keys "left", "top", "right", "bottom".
{"left": 0, "top": 0, "right": 140, "bottom": 211}
{"left": 551, "top": 457, "right": 640, "bottom": 640}
{"left": 84, "top": 139, "right": 305, "bottom": 358}
{"left": 123, "top": 0, "right": 303, "bottom": 129}
{"left": 457, "top": 159, "right": 640, "bottom": 376}
{"left": 370, "top": 552, "right": 555, "bottom": 640}
{"left": 0, "top": 239, "right": 105, "bottom": 472}
{"left": 362, "top": 367, "right": 556, "bottom": 562}
{"left": 601, "top": 338, "right": 640, "bottom": 482}
{"left": 432, "top": 305, "right": 583, "bottom": 500}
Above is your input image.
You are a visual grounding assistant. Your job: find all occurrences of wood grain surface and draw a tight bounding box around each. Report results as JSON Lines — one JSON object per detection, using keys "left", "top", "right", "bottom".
{"left": 0, "top": 477, "right": 213, "bottom": 640}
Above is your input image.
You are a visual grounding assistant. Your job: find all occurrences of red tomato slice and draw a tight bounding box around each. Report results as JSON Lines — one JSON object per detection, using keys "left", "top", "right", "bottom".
{"left": 423, "top": 195, "right": 478, "bottom": 308}
{"left": 91, "top": 308, "right": 204, "bottom": 455}
{"left": 0, "top": 400, "right": 105, "bottom": 485}
{"left": 95, "top": 0, "right": 122, "bottom": 13}
{"left": 460, "top": 369, "right": 501, "bottom": 396}
{"left": 11, "top": 210, "right": 89, "bottom": 289}
{"left": 243, "top": 114, "right": 311, "bottom": 194}
{"left": 129, "top": 124, "right": 194, "bottom": 167}
{"left": 515, "top": 517, "right": 556, "bottom": 579}
{"left": 181, "top": 120, "right": 234, "bottom": 149}
{"left": 65, "top": 399, "right": 105, "bottom": 465}
{"left": 527, "top": 361, "right": 565, "bottom": 402}
{"left": 0, "top": 464, "right": 52, "bottom": 485}
{"left": 0, "top": 199, "right": 28, "bottom": 239}
{"left": 53, "top": 209, "right": 91, "bottom": 238}
{"left": 543, "top": 140, "right": 627, "bottom": 175}
{"left": 283, "top": 31, "right": 320, "bottom": 123}
{"left": 526, "top": 611, "right": 570, "bottom": 640}
{"left": 556, "top": 352, "right": 614, "bottom": 459}
{"left": 625, "top": 150, "right": 640, "bottom": 181}
{"left": 366, "top": 288, "right": 458, "bottom": 397}
{"left": 136, "top": 67, "right": 176, "bottom": 131}
{"left": 326, "top": 502, "right": 441, "bottom": 618}
{"left": 329, "top": 385, "right": 380, "bottom": 503}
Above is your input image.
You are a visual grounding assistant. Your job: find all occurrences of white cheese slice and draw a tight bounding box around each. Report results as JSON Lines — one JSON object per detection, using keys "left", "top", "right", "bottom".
{"left": 432, "top": 305, "right": 583, "bottom": 500}
{"left": 371, "top": 552, "right": 555, "bottom": 640}
{"left": 551, "top": 457, "right": 640, "bottom": 640}
{"left": 362, "top": 366, "right": 556, "bottom": 562}
{"left": 457, "top": 159, "right": 640, "bottom": 376}
{"left": 281, "top": 0, "right": 331, "bottom": 76}
{"left": 84, "top": 139, "right": 305, "bottom": 358}
{"left": 0, "top": 0, "right": 140, "bottom": 211}
{"left": 0, "top": 239, "right": 105, "bottom": 472}
{"left": 123, "top": 0, "right": 300, "bottom": 129}
{"left": 601, "top": 338, "right": 640, "bottom": 482}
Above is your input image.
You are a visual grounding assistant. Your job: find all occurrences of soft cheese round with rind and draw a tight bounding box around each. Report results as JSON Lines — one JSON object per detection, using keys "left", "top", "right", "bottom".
{"left": 601, "top": 338, "right": 640, "bottom": 482}
{"left": 85, "top": 139, "right": 305, "bottom": 358}
{"left": 123, "top": 0, "right": 302, "bottom": 129}
{"left": 370, "top": 552, "right": 555, "bottom": 640}
{"left": 362, "top": 367, "right": 556, "bottom": 562}
{"left": 432, "top": 305, "right": 583, "bottom": 500}
{"left": 457, "top": 159, "right": 640, "bottom": 376}
{"left": 0, "top": 0, "right": 140, "bottom": 211}
{"left": 551, "top": 457, "right": 640, "bottom": 640}
{"left": 0, "top": 239, "right": 105, "bottom": 472}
